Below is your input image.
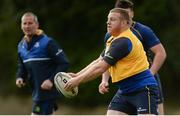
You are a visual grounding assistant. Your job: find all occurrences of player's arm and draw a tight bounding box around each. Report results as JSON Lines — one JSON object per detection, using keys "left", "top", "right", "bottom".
{"left": 150, "top": 43, "right": 166, "bottom": 75}
{"left": 73, "top": 51, "right": 109, "bottom": 83}
{"left": 65, "top": 38, "right": 132, "bottom": 90}
{"left": 99, "top": 70, "right": 110, "bottom": 94}
{"left": 102, "top": 71, "right": 110, "bottom": 83}
{"left": 79, "top": 38, "right": 132, "bottom": 83}
{"left": 142, "top": 26, "right": 167, "bottom": 75}
{"left": 64, "top": 57, "right": 110, "bottom": 91}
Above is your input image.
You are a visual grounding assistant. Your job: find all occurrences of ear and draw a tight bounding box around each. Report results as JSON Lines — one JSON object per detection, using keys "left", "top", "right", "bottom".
{"left": 36, "top": 23, "right": 39, "bottom": 29}
{"left": 21, "top": 23, "right": 23, "bottom": 30}
{"left": 121, "top": 20, "right": 127, "bottom": 27}
{"left": 131, "top": 11, "right": 134, "bottom": 19}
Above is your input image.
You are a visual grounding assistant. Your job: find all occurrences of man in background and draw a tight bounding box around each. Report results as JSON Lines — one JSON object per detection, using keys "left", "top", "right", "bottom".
{"left": 16, "top": 12, "right": 69, "bottom": 115}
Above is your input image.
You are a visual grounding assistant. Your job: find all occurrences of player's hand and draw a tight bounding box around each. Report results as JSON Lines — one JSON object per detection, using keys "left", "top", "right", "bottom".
{"left": 16, "top": 78, "right": 25, "bottom": 88}
{"left": 64, "top": 77, "right": 80, "bottom": 91}
{"left": 99, "top": 81, "right": 109, "bottom": 94}
{"left": 41, "top": 79, "right": 53, "bottom": 90}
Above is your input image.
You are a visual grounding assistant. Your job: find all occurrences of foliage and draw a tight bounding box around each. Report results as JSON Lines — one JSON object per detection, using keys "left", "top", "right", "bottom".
{"left": 0, "top": 0, "right": 179, "bottom": 105}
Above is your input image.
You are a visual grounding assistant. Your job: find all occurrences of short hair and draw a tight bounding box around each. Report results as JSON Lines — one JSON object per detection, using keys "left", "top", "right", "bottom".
{"left": 110, "top": 8, "right": 130, "bottom": 22}
{"left": 21, "top": 12, "right": 39, "bottom": 24}
{"left": 115, "top": 0, "right": 134, "bottom": 10}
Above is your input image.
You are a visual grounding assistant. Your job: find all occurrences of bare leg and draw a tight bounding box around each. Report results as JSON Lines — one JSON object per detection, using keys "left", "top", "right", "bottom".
{"left": 107, "top": 110, "right": 128, "bottom": 115}
{"left": 158, "top": 103, "right": 164, "bottom": 115}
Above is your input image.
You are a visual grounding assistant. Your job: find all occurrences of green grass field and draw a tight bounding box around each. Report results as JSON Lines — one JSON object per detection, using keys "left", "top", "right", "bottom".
{"left": 0, "top": 96, "right": 179, "bottom": 115}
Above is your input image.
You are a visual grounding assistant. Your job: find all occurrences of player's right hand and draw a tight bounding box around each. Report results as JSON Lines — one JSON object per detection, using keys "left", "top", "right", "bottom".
{"left": 16, "top": 78, "right": 25, "bottom": 88}
{"left": 99, "top": 81, "right": 109, "bottom": 94}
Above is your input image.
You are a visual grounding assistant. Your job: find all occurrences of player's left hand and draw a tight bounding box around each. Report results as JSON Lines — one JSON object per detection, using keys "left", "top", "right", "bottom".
{"left": 41, "top": 79, "right": 53, "bottom": 90}
{"left": 99, "top": 81, "right": 109, "bottom": 94}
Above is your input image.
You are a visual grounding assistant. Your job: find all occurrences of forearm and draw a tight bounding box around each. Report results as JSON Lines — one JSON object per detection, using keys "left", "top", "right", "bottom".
{"left": 102, "top": 71, "right": 110, "bottom": 82}
{"left": 78, "top": 59, "right": 109, "bottom": 84}
{"left": 150, "top": 44, "right": 166, "bottom": 75}
{"left": 150, "top": 52, "right": 166, "bottom": 75}
{"left": 150, "top": 54, "right": 166, "bottom": 74}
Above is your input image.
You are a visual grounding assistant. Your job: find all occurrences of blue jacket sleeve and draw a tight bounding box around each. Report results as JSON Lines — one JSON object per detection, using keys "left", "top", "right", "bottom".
{"left": 47, "top": 39, "right": 69, "bottom": 82}
{"left": 16, "top": 53, "right": 27, "bottom": 80}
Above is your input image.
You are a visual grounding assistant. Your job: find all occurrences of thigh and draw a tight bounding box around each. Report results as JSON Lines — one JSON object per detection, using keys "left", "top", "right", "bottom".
{"left": 108, "top": 89, "right": 137, "bottom": 115}
{"left": 107, "top": 109, "right": 127, "bottom": 115}
{"left": 129, "top": 86, "right": 159, "bottom": 115}
{"left": 32, "top": 99, "right": 57, "bottom": 115}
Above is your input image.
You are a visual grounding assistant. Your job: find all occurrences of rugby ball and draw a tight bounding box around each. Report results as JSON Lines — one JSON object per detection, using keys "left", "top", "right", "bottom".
{"left": 54, "top": 72, "right": 78, "bottom": 98}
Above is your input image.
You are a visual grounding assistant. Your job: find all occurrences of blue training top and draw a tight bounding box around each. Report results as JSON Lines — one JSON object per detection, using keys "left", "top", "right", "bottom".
{"left": 132, "top": 22, "right": 161, "bottom": 65}
{"left": 17, "top": 34, "right": 69, "bottom": 101}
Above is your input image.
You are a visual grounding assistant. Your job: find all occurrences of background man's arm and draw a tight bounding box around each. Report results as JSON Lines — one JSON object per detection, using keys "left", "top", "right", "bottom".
{"left": 150, "top": 43, "right": 166, "bottom": 75}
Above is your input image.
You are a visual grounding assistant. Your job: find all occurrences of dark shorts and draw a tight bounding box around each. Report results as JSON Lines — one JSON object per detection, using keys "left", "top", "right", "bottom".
{"left": 108, "top": 86, "right": 159, "bottom": 115}
{"left": 32, "top": 99, "right": 58, "bottom": 115}
{"left": 155, "top": 74, "right": 164, "bottom": 104}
